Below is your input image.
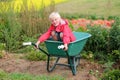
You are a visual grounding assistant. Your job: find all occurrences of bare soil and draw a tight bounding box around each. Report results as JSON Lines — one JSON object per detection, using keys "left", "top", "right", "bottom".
{"left": 0, "top": 53, "right": 104, "bottom": 80}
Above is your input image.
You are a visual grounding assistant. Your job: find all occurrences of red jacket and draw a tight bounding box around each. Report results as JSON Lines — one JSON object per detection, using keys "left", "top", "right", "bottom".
{"left": 38, "top": 19, "right": 76, "bottom": 44}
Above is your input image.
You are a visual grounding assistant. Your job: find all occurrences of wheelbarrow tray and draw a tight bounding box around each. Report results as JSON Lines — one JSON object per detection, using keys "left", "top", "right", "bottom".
{"left": 45, "top": 32, "right": 91, "bottom": 57}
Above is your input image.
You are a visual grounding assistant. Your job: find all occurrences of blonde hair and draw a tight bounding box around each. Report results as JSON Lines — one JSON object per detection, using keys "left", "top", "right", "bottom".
{"left": 49, "top": 12, "right": 61, "bottom": 20}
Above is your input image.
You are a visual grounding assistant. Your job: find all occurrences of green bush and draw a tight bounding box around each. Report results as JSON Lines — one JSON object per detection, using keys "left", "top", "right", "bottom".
{"left": 111, "top": 50, "right": 120, "bottom": 62}
{"left": 85, "top": 25, "right": 109, "bottom": 53}
{"left": 109, "top": 25, "right": 120, "bottom": 51}
{"left": 101, "top": 69, "right": 120, "bottom": 80}
{"left": 25, "top": 49, "right": 47, "bottom": 61}
{"left": 108, "top": 16, "right": 120, "bottom": 52}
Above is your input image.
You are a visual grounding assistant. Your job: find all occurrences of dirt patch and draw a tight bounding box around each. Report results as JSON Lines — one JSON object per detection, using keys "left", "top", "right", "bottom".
{"left": 0, "top": 53, "right": 104, "bottom": 80}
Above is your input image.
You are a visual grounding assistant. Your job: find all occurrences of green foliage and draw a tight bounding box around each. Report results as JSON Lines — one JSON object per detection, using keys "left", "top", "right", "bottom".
{"left": 0, "top": 43, "right": 5, "bottom": 50}
{"left": 0, "top": 0, "right": 55, "bottom": 53}
{"left": 93, "top": 51, "right": 107, "bottom": 62}
{"left": 101, "top": 69, "right": 120, "bottom": 80}
{"left": 109, "top": 25, "right": 120, "bottom": 51}
{"left": 0, "top": 69, "right": 65, "bottom": 80}
{"left": 69, "top": 16, "right": 120, "bottom": 64}
{"left": 2, "top": 14, "right": 22, "bottom": 52}
{"left": 103, "top": 61, "right": 115, "bottom": 72}
{"left": 85, "top": 25, "right": 109, "bottom": 53}
{"left": 0, "top": 22, "right": 5, "bottom": 43}
{"left": 9, "top": 73, "right": 32, "bottom": 80}
{"left": 0, "top": 7, "right": 23, "bottom": 52}
{"left": 81, "top": 51, "right": 94, "bottom": 60}
{"left": 111, "top": 50, "right": 120, "bottom": 62}
{"left": 0, "top": 69, "right": 6, "bottom": 79}
{"left": 25, "top": 49, "right": 47, "bottom": 61}
{"left": 0, "top": 43, "right": 5, "bottom": 58}
{"left": 0, "top": 52, "right": 3, "bottom": 58}
{"left": 89, "top": 69, "right": 99, "bottom": 78}
{"left": 62, "top": 13, "right": 105, "bottom": 20}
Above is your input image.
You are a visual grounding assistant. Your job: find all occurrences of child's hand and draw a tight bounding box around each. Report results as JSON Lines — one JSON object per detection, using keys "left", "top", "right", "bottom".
{"left": 64, "top": 44, "right": 68, "bottom": 51}
{"left": 35, "top": 41, "right": 40, "bottom": 49}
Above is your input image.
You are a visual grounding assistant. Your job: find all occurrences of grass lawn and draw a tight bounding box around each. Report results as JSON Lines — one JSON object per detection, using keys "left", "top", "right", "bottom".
{"left": 55, "top": 0, "right": 120, "bottom": 17}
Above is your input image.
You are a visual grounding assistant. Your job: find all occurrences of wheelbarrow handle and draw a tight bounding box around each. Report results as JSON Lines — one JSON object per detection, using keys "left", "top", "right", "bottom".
{"left": 23, "top": 42, "right": 49, "bottom": 56}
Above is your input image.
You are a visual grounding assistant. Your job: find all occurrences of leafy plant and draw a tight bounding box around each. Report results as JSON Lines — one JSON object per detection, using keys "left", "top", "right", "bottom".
{"left": 0, "top": 69, "right": 7, "bottom": 79}
{"left": 85, "top": 25, "right": 109, "bottom": 53}
{"left": 109, "top": 25, "right": 120, "bottom": 51}
{"left": 101, "top": 69, "right": 120, "bottom": 80}
{"left": 3, "top": 14, "right": 22, "bottom": 52}
{"left": 81, "top": 51, "right": 94, "bottom": 60}
{"left": 103, "top": 61, "right": 115, "bottom": 72}
{"left": 25, "top": 49, "right": 47, "bottom": 61}
{"left": 111, "top": 50, "right": 120, "bottom": 62}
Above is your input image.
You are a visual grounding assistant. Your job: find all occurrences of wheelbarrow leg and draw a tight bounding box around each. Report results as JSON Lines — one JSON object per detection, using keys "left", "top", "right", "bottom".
{"left": 69, "top": 57, "right": 77, "bottom": 75}
{"left": 47, "top": 56, "right": 60, "bottom": 72}
{"left": 68, "top": 55, "right": 80, "bottom": 75}
{"left": 75, "top": 55, "right": 80, "bottom": 67}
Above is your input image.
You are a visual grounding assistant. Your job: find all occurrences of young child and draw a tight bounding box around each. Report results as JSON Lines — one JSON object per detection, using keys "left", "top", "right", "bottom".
{"left": 35, "top": 12, "right": 76, "bottom": 50}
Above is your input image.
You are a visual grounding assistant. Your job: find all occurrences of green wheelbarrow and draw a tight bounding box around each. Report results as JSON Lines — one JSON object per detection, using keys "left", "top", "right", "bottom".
{"left": 23, "top": 32, "right": 91, "bottom": 75}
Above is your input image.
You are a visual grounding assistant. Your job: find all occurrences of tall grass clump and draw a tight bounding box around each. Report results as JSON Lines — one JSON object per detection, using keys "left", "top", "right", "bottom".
{"left": 0, "top": 0, "right": 55, "bottom": 53}
{"left": 19, "top": 0, "right": 54, "bottom": 37}
{"left": 0, "top": 3, "right": 22, "bottom": 52}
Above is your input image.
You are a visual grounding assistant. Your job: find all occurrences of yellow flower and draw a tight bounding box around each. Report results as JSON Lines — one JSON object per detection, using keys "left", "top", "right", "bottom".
{"left": 0, "top": 0, "right": 67, "bottom": 13}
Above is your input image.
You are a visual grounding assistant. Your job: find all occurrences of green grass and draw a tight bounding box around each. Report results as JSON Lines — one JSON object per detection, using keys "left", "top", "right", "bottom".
{"left": 55, "top": 0, "right": 120, "bottom": 17}
{"left": 0, "top": 69, "right": 65, "bottom": 80}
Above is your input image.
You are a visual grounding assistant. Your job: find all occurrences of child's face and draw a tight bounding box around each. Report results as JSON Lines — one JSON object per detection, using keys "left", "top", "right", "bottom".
{"left": 50, "top": 17, "right": 60, "bottom": 26}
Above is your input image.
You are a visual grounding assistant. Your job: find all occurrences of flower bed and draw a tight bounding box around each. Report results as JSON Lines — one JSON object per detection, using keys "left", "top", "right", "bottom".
{"left": 70, "top": 18, "right": 114, "bottom": 30}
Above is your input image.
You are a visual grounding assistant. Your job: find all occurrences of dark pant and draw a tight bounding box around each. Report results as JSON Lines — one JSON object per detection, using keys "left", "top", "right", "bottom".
{"left": 49, "top": 31, "right": 62, "bottom": 41}
{"left": 55, "top": 31, "right": 62, "bottom": 41}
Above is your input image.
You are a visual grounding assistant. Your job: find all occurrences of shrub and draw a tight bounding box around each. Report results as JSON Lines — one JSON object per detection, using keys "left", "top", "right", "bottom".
{"left": 0, "top": 11, "right": 23, "bottom": 52}
{"left": 25, "top": 48, "right": 47, "bottom": 61}
{"left": 111, "top": 50, "right": 120, "bottom": 62}
{"left": 85, "top": 25, "right": 109, "bottom": 53}
{"left": 109, "top": 25, "right": 120, "bottom": 51}
{"left": 101, "top": 69, "right": 120, "bottom": 80}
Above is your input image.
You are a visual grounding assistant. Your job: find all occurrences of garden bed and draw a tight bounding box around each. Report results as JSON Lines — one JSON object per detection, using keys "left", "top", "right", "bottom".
{"left": 0, "top": 53, "right": 104, "bottom": 80}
